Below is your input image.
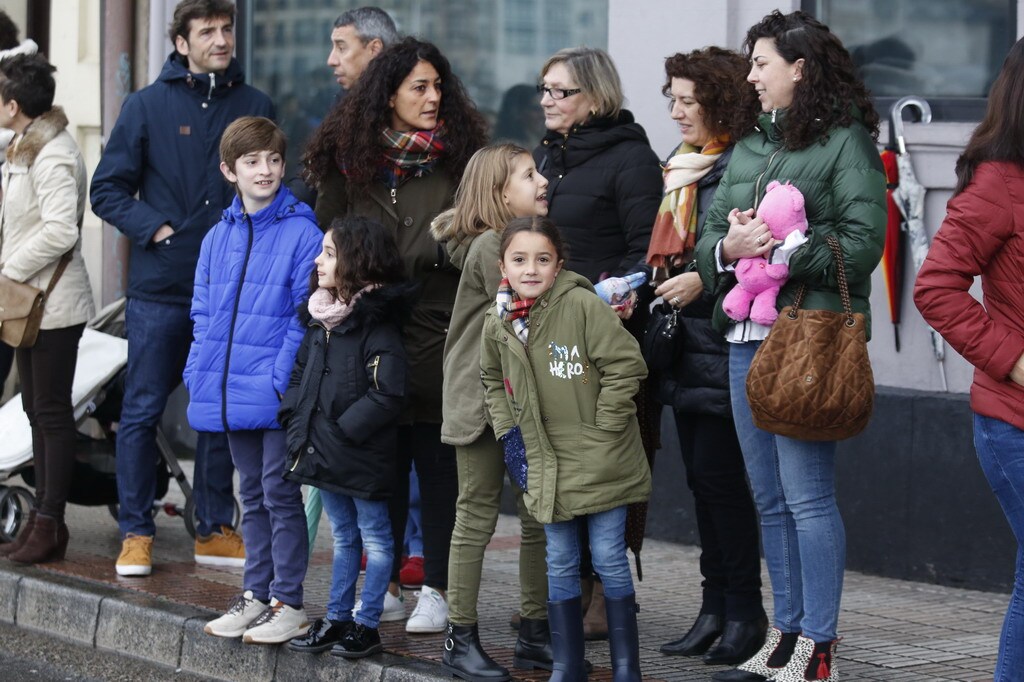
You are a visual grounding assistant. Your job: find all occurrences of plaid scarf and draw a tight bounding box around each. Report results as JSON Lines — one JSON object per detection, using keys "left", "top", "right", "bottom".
{"left": 495, "top": 278, "right": 535, "bottom": 345}
{"left": 379, "top": 123, "right": 446, "bottom": 188}
{"left": 646, "top": 136, "right": 729, "bottom": 269}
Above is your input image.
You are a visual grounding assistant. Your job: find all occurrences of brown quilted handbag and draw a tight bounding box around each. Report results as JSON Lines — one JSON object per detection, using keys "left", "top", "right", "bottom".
{"left": 745, "top": 235, "right": 874, "bottom": 441}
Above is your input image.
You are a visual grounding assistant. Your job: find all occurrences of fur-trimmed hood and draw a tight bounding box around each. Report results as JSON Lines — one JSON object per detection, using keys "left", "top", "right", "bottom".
{"left": 7, "top": 106, "right": 68, "bottom": 167}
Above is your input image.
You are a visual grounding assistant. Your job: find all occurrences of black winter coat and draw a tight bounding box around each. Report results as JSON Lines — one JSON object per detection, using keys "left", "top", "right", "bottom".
{"left": 656, "top": 148, "right": 733, "bottom": 418}
{"left": 279, "top": 284, "right": 412, "bottom": 500}
{"left": 533, "top": 110, "right": 662, "bottom": 284}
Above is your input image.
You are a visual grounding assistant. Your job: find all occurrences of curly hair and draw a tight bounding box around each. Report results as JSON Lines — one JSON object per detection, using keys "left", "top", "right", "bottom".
{"left": 744, "top": 10, "right": 880, "bottom": 150}
{"left": 663, "top": 47, "right": 759, "bottom": 143}
{"left": 955, "top": 36, "right": 1024, "bottom": 195}
{"left": 303, "top": 37, "right": 488, "bottom": 193}
{"left": 313, "top": 216, "right": 406, "bottom": 301}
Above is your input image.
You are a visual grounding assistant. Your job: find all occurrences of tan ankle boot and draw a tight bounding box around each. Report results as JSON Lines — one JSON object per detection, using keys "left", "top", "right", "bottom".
{"left": 582, "top": 581, "right": 608, "bottom": 641}
{"left": 0, "top": 510, "right": 35, "bottom": 557}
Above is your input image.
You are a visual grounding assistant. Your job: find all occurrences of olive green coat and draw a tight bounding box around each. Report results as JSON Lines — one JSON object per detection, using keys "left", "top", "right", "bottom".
{"left": 480, "top": 270, "right": 652, "bottom": 524}
{"left": 694, "top": 109, "right": 886, "bottom": 339}
{"left": 315, "top": 165, "right": 458, "bottom": 423}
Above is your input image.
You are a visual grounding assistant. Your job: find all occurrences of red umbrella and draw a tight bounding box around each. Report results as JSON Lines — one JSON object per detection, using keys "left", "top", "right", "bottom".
{"left": 880, "top": 148, "right": 903, "bottom": 351}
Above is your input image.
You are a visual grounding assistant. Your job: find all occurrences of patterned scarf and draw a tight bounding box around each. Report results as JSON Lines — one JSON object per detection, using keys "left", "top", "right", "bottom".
{"left": 495, "top": 278, "right": 535, "bottom": 345}
{"left": 307, "top": 285, "right": 379, "bottom": 330}
{"left": 379, "top": 122, "right": 446, "bottom": 189}
{"left": 645, "top": 136, "right": 729, "bottom": 269}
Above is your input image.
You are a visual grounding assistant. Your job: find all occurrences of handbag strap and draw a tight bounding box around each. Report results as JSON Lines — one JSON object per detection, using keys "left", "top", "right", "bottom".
{"left": 788, "top": 235, "right": 854, "bottom": 322}
{"left": 42, "top": 251, "right": 73, "bottom": 299}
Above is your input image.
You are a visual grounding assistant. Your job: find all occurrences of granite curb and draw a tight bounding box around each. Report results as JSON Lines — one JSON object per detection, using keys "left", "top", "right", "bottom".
{"left": 0, "top": 563, "right": 451, "bottom": 681}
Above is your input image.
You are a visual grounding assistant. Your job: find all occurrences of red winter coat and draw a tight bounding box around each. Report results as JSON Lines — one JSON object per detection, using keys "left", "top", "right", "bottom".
{"left": 914, "top": 161, "right": 1024, "bottom": 430}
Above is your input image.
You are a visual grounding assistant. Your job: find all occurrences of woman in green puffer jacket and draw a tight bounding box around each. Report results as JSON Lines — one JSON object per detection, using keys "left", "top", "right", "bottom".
{"left": 694, "top": 11, "right": 886, "bottom": 682}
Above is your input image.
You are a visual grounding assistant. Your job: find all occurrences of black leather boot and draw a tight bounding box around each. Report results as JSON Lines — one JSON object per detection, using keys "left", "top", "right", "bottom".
{"left": 660, "top": 612, "right": 724, "bottom": 656}
{"left": 513, "top": 616, "right": 553, "bottom": 670}
{"left": 441, "top": 622, "right": 511, "bottom": 681}
{"left": 703, "top": 614, "right": 769, "bottom": 666}
{"left": 548, "top": 597, "right": 587, "bottom": 681}
{"left": 605, "top": 592, "right": 641, "bottom": 682}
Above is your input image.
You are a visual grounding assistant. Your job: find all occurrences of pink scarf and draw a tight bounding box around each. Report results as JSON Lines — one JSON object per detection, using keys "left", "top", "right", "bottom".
{"left": 307, "top": 285, "right": 378, "bottom": 330}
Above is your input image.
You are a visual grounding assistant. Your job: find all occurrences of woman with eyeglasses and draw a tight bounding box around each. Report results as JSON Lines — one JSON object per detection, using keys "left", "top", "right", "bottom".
{"left": 532, "top": 46, "right": 661, "bottom": 679}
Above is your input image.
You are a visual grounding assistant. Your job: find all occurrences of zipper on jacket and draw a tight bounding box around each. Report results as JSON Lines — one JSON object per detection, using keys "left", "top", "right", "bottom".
{"left": 390, "top": 188, "right": 397, "bottom": 205}
{"left": 289, "top": 327, "right": 331, "bottom": 473}
{"left": 221, "top": 212, "right": 255, "bottom": 431}
{"left": 753, "top": 148, "right": 783, "bottom": 211}
{"left": 208, "top": 73, "right": 216, "bottom": 101}
{"left": 369, "top": 355, "right": 380, "bottom": 390}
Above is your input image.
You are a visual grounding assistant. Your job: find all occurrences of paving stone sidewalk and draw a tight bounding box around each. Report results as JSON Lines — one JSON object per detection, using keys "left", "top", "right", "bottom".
{"left": 0, "top": 478, "right": 1004, "bottom": 681}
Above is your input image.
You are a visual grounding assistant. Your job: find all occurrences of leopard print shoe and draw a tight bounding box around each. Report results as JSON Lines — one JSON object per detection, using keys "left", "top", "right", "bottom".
{"left": 770, "top": 636, "right": 839, "bottom": 682}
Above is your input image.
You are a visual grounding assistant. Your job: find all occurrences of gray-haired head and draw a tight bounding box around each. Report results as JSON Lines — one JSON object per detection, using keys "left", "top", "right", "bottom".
{"left": 334, "top": 7, "right": 399, "bottom": 48}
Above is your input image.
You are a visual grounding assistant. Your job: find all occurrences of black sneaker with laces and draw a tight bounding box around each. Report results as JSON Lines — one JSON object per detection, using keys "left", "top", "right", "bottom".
{"left": 330, "top": 622, "right": 384, "bottom": 659}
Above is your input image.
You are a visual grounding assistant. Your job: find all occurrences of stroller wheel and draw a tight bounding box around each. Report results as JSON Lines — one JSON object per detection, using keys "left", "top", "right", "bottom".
{"left": 0, "top": 487, "right": 35, "bottom": 543}
{"left": 184, "top": 497, "right": 242, "bottom": 540}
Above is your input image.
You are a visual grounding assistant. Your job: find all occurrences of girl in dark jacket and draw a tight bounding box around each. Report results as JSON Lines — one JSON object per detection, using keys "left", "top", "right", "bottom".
{"left": 304, "top": 38, "right": 488, "bottom": 632}
{"left": 280, "top": 217, "right": 410, "bottom": 659}
{"left": 647, "top": 47, "right": 767, "bottom": 667}
{"left": 914, "top": 36, "right": 1024, "bottom": 682}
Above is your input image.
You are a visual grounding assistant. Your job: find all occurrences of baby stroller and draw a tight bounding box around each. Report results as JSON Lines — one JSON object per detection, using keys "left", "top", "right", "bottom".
{"left": 0, "top": 298, "right": 238, "bottom": 542}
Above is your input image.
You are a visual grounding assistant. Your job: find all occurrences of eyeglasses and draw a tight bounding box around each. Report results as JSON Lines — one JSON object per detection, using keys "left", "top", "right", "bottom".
{"left": 536, "top": 85, "right": 582, "bottom": 100}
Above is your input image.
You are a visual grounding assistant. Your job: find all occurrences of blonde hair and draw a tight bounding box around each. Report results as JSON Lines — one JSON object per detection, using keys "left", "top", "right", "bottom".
{"left": 541, "top": 46, "right": 624, "bottom": 120}
{"left": 447, "top": 143, "right": 531, "bottom": 244}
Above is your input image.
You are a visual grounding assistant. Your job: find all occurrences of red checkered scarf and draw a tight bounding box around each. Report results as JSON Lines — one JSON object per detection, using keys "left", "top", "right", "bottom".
{"left": 495, "top": 278, "right": 536, "bottom": 345}
{"left": 379, "top": 123, "right": 446, "bottom": 188}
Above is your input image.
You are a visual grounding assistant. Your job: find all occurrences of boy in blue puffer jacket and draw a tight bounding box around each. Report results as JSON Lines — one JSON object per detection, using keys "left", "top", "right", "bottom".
{"left": 184, "top": 117, "right": 322, "bottom": 645}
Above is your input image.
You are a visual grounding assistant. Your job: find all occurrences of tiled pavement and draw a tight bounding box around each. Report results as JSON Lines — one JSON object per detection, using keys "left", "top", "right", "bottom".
{"left": 3, "top": 478, "right": 1005, "bottom": 681}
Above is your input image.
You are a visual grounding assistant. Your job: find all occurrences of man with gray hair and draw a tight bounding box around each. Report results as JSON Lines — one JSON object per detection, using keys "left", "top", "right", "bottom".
{"left": 327, "top": 6, "right": 398, "bottom": 89}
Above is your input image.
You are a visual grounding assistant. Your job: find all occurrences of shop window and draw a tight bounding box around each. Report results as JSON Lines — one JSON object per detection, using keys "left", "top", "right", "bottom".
{"left": 804, "top": 0, "right": 1015, "bottom": 120}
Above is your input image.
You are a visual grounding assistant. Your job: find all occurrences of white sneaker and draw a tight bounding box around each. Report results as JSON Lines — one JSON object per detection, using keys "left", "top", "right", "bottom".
{"left": 405, "top": 585, "right": 448, "bottom": 634}
{"left": 242, "top": 598, "right": 310, "bottom": 644}
{"left": 204, "top": 591, "right": 267, "bottom": 638}
{"left": 353, "top": 589, "right": 406, "bottom": 623}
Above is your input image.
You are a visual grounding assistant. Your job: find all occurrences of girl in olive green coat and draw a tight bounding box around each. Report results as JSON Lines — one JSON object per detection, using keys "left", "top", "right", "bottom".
{"left": 481, "top": 217, "right": 650, "bottom": 681}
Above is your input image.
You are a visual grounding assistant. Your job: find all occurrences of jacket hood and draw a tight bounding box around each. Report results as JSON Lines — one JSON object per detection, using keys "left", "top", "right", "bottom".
{"left": 222, "top": 185, "right": 315, "bottom": 229}
{"left": 159, "top": 52, "right": 246, "bottom": 91}
{"left": 430, "top": 208, "right": 498, "bottom": 272}
{"left": 0, "top": 39, "right": 38, "bottom": 63}
{"left": 539, "top": 269, "right": 595, "bottom": 306}
{"left": 300, "top": 280, "right": 419, "bottom": 329}
{"left": 539, "top": 109, "right": 651, "bottom": 169}
{"left": 8, "top": 106, "right": 69, "bottom": 167}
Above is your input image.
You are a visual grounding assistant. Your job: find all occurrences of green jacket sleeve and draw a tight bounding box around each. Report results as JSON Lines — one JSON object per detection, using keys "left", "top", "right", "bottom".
{"left": 480, "top": 317, "right": 516, "bottom": 440}
{"left": 581, "top": 294, "right": 648, "bottom": 432}
{"left": 787, "top": 128, "right": 886, "bottom": 289}
{"left": 314, "top": 166, "right": 349, "bottom": 231}
{"left": 694, "top": 164, "right": 738, "bottom": 297}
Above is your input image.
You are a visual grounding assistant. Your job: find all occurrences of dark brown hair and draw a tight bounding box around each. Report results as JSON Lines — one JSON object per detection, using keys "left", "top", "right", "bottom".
{"left": 663, "top": 46, "right": 758, "bottom": 143}
{"left": 0, "top": 53, "right": 55, "bottom": 118}
{"left": 499, "top": 216, "right": 568, "bottom": 263}
{"left": 219, "top": 116, "right": 286, "bottom": 169}
{"left": 744, "top": 10, "right": 879, "bottom": 150}
{"left": 168, "top": 0, "right": 234, "bottom": 45}
{"left": 954, "top": 36, "right": 1024, "bottom": 194}
{"left": 303, "top": 37, "right": 488, "bottom": 193}
{"left": 314, "top": 216, "right": 406, "bottom": 301}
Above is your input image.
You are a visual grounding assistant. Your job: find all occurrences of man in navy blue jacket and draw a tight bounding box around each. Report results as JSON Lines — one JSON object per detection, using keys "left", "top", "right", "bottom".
{"left": 91, "top": 0, "right": 273, "bottom": 577}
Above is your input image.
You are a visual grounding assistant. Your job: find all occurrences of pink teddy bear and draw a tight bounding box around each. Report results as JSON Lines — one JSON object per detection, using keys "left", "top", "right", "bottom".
{"left": 722, "top": 180, "right": 808, "bottom": 326}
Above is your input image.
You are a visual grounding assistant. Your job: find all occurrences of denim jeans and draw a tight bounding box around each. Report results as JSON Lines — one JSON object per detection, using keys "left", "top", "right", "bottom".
{"left": 404, "top": 465, "right": 423, "bottom": 557}
{"left": 117, "top": 298, "right": 236, "bottom": 538}
{"left": 544, "top": 506, "right": 633, "bottom": 602}
{"left": 974, "top": 413, "right": 1024, "bottom": 681}
{"left": 321, "top": 488, "right": 393, "bottom": 628}
{"left": 729, "top": 341, "right": 845, "bottom": 642}
{"left": 228, "top": 429, "right": 308, "bottom": 607}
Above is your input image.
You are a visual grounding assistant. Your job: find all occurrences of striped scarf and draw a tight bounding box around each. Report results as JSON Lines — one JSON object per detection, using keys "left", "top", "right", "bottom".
{"left": 645, "top": 136, "right": 729, "bottom": 269}
{"left": 379, "top": 123, "right": 446, "bottom": 188}
{"left": 495, "top": 278, "right": 535, "bottom": 345}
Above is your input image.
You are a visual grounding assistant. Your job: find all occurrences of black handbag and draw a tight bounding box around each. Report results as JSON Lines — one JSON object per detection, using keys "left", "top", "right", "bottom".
{"left": 642, "top": 301, "right": 683, "bottom": 372}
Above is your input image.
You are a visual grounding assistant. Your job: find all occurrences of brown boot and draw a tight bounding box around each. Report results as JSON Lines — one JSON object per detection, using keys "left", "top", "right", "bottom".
{"left": 0, "top": 510, "right": 35, "bottom": 557}
{"left": 10, "top": 514, "right": 68, "bottom": 564}
{"left": 582, "top": 581, "right": 608, "bottom": 641}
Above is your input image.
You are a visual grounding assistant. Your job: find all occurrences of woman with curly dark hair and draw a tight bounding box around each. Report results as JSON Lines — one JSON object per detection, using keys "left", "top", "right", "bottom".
{"left": 647, "top": 47, "right": 767, "bottom": 668}
{"left": 694, "top": 11, "right": 885, "bottom": 682}
{"left": 303, "top": 37, "right": 488, "bottom": 637}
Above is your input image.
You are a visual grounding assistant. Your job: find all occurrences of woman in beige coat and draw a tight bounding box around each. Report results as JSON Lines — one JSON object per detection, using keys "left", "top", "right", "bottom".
{"left": 0, "top": 54, "right": 94, "bottom": 564}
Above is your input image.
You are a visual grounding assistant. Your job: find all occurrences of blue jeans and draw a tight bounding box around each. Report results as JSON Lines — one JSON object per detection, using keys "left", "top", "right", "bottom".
{"left": 544, "top": 506, "right": 633, "bottom": 602}
{"left": 729, "top": 341, "right": 845, "bottom": 642}
{"left": 228, "top": 429, "right": 308, "bottom": 606}
{"left": 321, "top": 489, "right": 393, "bottom": 628}
{"left": 117, "top": 298, "right": 236, "bottom": 538}
{"left": 974, "top": 413, "right": 1024, "bottom": 681}
{"left": 405, "top": 465, "right": 423, "bottom": 557}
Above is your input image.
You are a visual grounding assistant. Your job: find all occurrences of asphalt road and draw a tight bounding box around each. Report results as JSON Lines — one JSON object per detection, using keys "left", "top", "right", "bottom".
{"left": 0, "top": 621, "right": 213, "bottom": 681}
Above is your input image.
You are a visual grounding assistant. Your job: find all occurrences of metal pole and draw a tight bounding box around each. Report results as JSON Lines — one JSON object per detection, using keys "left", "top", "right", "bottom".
{"left": 98, "top": 0, "right": 135, "bottom": 306}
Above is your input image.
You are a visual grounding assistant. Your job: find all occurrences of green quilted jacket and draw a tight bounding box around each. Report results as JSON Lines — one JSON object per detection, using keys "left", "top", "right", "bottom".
{"left": 694, "top": 108, "right": 886, "bottom": 339}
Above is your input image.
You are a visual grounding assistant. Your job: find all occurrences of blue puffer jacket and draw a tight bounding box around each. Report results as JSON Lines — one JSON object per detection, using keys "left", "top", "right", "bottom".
{"left": 184, "top": 187, "right": 323, "bottom": 432}
{"left": 90, "top": 53, "right": 274, "bottom": 305}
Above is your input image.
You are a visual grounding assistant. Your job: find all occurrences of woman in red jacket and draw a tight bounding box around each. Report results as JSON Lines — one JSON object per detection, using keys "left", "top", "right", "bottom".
{"left": 914, "top": 36, "right": 1024, "bottom": 682}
